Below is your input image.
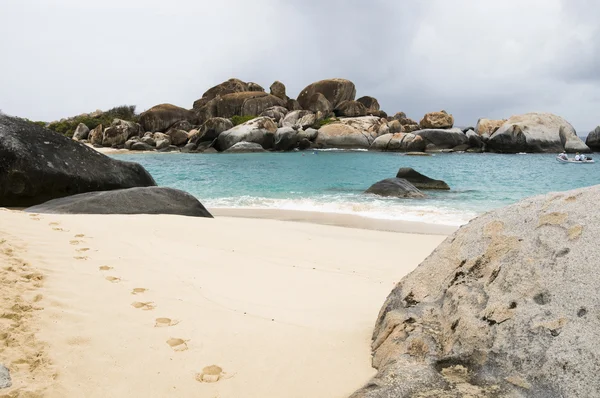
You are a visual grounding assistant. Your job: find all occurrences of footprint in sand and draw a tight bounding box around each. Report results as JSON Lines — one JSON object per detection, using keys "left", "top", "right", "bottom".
{"left": 74, "top": 234, "right": 85, "bottom": 238}
{"left": 76, "top": 248, "right": 90, "bottom": 253}
{"left": 99, "top": 266, "right": 113, "bottom": 271}
{"left": 154, "top": 318, "right": 179, "bottom": 327}
{"left": 196, "top": 365, "right": 225, "bottom": 383}
{"left": 69, "top": 240, "right": 81, "bottom": 245}
{"left": 105, "top": 276, "right": 121, "bottom": 283}
{"left": 53, "top": 227, "right": 67, "bottom": 232}
{"left": 131, "top": 301, "right": 155, "bottom": 311}
{"left": 73, "top": 256, "right": 88, "bottom": 260}
{"left": 166, "top": 338, "right": 188, "bottom": 352}
{"left": 131, "top": 288, "right": 147, "bottom": 295}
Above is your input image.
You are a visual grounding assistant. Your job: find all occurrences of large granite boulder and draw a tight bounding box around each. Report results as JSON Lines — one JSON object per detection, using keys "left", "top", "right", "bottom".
{"left": 273, "top": 127, "right": 298, "bottom": 151}
{"left": 72, "top": 123, "right": 90, "bottom": 141}
{"left": 466, "top": 129, "right": 485, "bottom": 149}
{"left": 415, "top": 128, "right": 468, "bottom": 150}
{"left": 270, "top": 81, "right": 287, "bottom": 101}
{"left": 280, "top": 110, "right": 317, "bottom": 129}
{"left": 217, "top": 116, "right": 277, "bottom": 151}
{"left": 88, "top": 124, "right": 104, "bottom": 146}
{"left": 334, "top": 100, "right": 367, "bottom": 117}
{"left": 419, "top": 110, "right": 454, "bottom": 129}
{"left": 25, "top": 187, "right": 212, "bottom": 217}
{"left": 303, "top": 93, "right": 333, "bottom": 115}
{"left": 188, "top": 117, "right": 233, "bottom": 144}
{"left": 396, "top": 167, "right": 450, "bottom": 190}
{"left": 193, "top": 78, "right": 249, "bottom": 110}
{"left": 586, "top": 126, "right": 600, "bottom": 151}
{"left": 259, "top": 106, "right": 288, "bottom": 122}
{"left": 247, "top": 82, "right": 264, "bottom": 92}
{"left": 224, "top": 141, "right": 266, "bottom": 153}
{"left": 139, "top": 103, "right": 193, "bottom": 133}
{"left": 103, "top": 119, "right": 143, "bottom": 147}
{"left": 215, "top": 92, "right": 286, "bottom": 118}
{"left": 297, "top": 78, "right": 356, "bottom": 109}
{"left": 315, "top": 116, "right": 386, "bottom": 149}
{"left": 476, "top": 118, "right": 506, "bottom": 136}
{"left": 0, "top": 115, "right": 156, "bottom": 207}
{"left": 357, "top": 96, "right": 380, "bottom": 114}
{"left": 370, "top": 133, "right": 426, "bottom": 152}
{"left": 364, "top": 178, "right": 426, "bottom": 198}
{"left": 166, "top": 128, "right": 189, "bottom": 146}
{"left": 153, "top": 133, "right": 171, "bottom": 150}
{"left": 488, "top": 112, "right": 590, "bottom": 153}
{"left": 286, "top": 98, "right": 302, "bottom": 111}
{"left": 352, "top": 185, "right": 600, "bottom": 398}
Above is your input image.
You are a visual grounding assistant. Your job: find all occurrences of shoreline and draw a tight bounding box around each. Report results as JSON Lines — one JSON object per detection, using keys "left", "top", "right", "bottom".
{"left": 210, "top": 208, "right": 459, "bottom": 235}
{"left": 0, "top": 209, "right": 447, "bottom": 397}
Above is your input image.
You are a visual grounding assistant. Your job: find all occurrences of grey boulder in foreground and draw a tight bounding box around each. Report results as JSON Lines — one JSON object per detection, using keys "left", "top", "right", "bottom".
{"left": 351, "top": 185, "right": 600, "bottom": 398}
{"left": 25, "top": 187, "right": 213, "bottom": 218}
{"left": 0, "top": 115, "right": 156, "bottom": 207}
{"left": 364, "top": 178, "right": 425, "bottom": 198}
{"left": 396, "top": 167, "right": 450, "bottom": 190}
{"left": 0, "top": 364, "right": 11, "bottom": 389}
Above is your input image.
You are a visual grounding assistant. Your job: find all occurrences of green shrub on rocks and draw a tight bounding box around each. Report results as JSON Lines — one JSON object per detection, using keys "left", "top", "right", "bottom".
{"left": 47, "top": 105, "right": 138, "bottom": 136}
{"left": 231, "top": 115, "right": 257, "bottom": 126}
{"left": 318, "top": 118, "right": 336, "bottom": 127}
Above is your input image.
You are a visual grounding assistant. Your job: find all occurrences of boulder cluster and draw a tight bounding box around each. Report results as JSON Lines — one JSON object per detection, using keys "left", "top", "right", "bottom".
{"left": 69, "top": 78, "right": 593, "bottom": 154}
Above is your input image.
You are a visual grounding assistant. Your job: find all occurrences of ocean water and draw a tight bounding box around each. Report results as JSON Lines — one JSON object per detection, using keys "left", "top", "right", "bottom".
{"left": 111, "top": 151, "right": 600, "bottom": 226}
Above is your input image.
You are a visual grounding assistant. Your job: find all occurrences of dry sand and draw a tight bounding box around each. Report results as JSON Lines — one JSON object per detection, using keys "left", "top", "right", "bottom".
{"left": 0, "top": 208, "right": 446, "bottom": 397}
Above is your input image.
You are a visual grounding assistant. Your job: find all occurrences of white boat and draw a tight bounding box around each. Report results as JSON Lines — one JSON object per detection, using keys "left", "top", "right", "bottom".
{"left": 556, "top": 156, "right": 595, "bottom": 164}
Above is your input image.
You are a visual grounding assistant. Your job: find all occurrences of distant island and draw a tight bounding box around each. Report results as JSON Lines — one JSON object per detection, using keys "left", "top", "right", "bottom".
{"left": 23, "top": 78, "right": 600, "bottom": 154}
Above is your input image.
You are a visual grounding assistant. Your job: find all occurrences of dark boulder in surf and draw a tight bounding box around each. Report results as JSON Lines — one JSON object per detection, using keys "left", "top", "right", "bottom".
{"left": 365, "top": 178, "right": 426, "bottom": 198}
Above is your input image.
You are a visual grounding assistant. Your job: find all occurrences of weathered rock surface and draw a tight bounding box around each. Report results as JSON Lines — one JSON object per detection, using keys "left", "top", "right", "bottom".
{"left": 303, "top": 93, "right": 333, "bottom": 115}
{"left": 72, "top": 123, "right": 90, "bottom": 141}
{"left": 131, "top": 142, "right": 155, "bottom": 151}
{"left": 88, "top": 124, "right": 104, "bottom": 146}
{"left": 0, "top": 115, "right": 156, "bottom": 207}
{"left": 351, "top": 184, "right": 600, "bottom": 398}
{"left": 259, "top": 106, "right": 288, "bottom": 122}
{"left": 297, "top": 78, "right": 356, "bottom": 109}
{"left": 586, "top": 126, "right": 600, "bottom": 151}
{"left": 224, "top": 141, "right": 266, "bottom": 153}
{"left": 217, "top": 117, "right": 277, "bottom": 151}
{"left": 139, "top": 104, "right": 193, "bottom": 133}
{"left": 247, "top": 82, "right": 264, "bottom": 92}
{"left": 153, "top": 133, "right": 171, "bottom": 150}
{"left": 466, "top": 129, "right": 485, "bottom": 149}
{"left": 370, "top": 133, "right": 426, "bottom": 152}
{"left": 281, "top": 110, "right": 317, "bottom": 129}
{"left": 215, "top": 92, "right": 286, "bottom": 118}
{"left": 315, "top": 116, "right": 385, "bottom": 148}
{"left": 334, "top": 100, "right": 367, "bottom": 117}
{"left": 270, "top": 80, "right": 287, "bottom": 101}
{"left": 189, "top": 117, "right": 233, "bottom": 144}
{"left": 476, "top": 118, "right": 506, "bottom": 136}
{"left": 0, "top": 364, "right": 11, "bottom": 389}
{"left": 298, "top": 128, "right": 318, "bottom": 141}
{"left": 193, "top": 78, "right": 249, "bottom": 110}
{"left": 103, "top": 119, "right": 142, "bottom": 147}
{"left": 286, "top": 98, "right": 302, "bottom": 111}
{"left": 364, "top": 178, "right": 426, "bottom": 198}
{"left": 488, "top": 112, "right": 590, "bottom": 153}
{"left": 26, "top": 187, "right": 212, "bottom": 217}
{"left": 420, "top": 110, "right": 454, "bottom": 129}
{"left": 357, "top": 96, "right": 380, "bottom": 114}
{"left": 166, "top": 128, "right": 189, "bottom": 146}
{"left": 274, "top": 127, "right": 298, "bottom": 151}
{"left": 415, "top": 128, "right": 468, "bottom": 150}
{"left": 396, "top": 168, "right": 450, "bottom": 190}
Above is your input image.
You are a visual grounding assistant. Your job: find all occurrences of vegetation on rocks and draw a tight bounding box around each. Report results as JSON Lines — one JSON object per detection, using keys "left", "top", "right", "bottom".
{"left": 318, "top": 118, "right": 336, "bottom": 127}
{"left": 47, "top": 105, "right": 138, "bottom": 136}
{"left": 231, "top": 115, "right": 257, "bottom": 126}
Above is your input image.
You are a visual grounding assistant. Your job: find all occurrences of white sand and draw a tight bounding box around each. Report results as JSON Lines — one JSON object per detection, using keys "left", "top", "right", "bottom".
{"left": 0, "top": 209, "right": 446, "bottom": 397}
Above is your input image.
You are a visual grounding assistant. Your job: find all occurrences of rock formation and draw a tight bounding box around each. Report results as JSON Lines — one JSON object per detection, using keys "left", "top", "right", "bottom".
{"left": 396, "top": 168, "right": 450, "bottom": 190}
{"left": 364, "top": 178, "right": 426, "bottom": 198}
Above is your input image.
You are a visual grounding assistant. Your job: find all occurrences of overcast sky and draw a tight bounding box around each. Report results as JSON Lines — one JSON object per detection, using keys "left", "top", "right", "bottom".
{"left": 1, "top": 0, "right": 599, "bottom": 131}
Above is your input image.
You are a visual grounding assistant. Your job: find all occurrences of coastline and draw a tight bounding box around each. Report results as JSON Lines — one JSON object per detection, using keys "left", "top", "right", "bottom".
{"left": 0, "top": 209, "right": 446, "bottom": 397}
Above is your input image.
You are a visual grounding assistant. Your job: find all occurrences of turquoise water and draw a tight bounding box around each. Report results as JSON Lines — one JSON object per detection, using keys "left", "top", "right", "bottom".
{"left": 111, "top": 151, "right": 600, "bottom": 226}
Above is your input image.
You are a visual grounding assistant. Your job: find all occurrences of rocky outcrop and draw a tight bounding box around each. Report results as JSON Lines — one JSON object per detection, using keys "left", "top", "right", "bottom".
{"left": 270, "top": 81, "right": 287, "bottom": 101}
{"left": 298, "top": 128, "right": 318, "bottom": 141}
{"left": 357, "top": 96, "right": 380, "bottom": 114}
{"left": 166, "top": 128, "right": 189, "bottom": 146}
{"left": 274, "top": 127, "right": 298, "bottom": 151}
{"left": 215, "top": 92, "right": 286, "bottom": 118}
{"left": 419, "top": 110, "right": 454, "bottom": 129}
{"left": 139, "top": 104, "right": 193, "bottom": 133}
{"left": 303, "top": 93, "right": 333, "bottom": 115}
{"left": 217, "top": 117, "right": 277, "bottom": 151}
{"left": 370, "top": 133, "right": 426, "bottom": 152}
{"left": 466, "top": 129, "right": 485, "bottom": 149}
{"left": 153, "top": 133, "right": 171, "bottom": 150}
{"left": 334, "top": 100, "right": 367, "bottom": 117}
{"left": 487, "top": 112, "right": 590, "bottom": 153}
{"left": 247, "top": 82, "right": 264, "bottom": 92}
{"left": 259, "top": 106, "right": 288, "bottom": 122}
{"left": 297, "top": 78, "right": 356, "bottom": 110}
{"left": 586, "top": 126, "right": 600, "bottom": 151}
{"left": 26, "top": 187, "right": 212, "bottom": 217}
{"left": 88, "top": 124, "right": 104, "bottom": 146}
{"left": 72, "top": 123, "right": 90, "bottom": 141}
{"left": 286, "top": 98, "right": 302, "bottom": 111}
{"left": 396, "top": 168, "right": 450, "bottom": 190}
{"left": 193, "top": 78, "right": 249, "bottom": 110}
{"left": 0, "top": 115, "right": 156, "bottom": 207}
{"left": 103, "top": 119, "right": 143, "bottom": 147}
{"left": 476, "top": 118, "right": 506, "bottom": 136}
{"left": 280, "top": 110, "right": 317, "bottom": 129}
{"left": 415, "top": 128, "right": 468, "bottom": 150}
{"left": 351, "top": 185, "right": 600, "bottom": 398}
{"left": 224, "top": 141, "right": 265, "bottom": 153}
{"left": 315, "top": 116, "right": 386, "bottom": 148}
{"left": 364, "top": 178, "right": 426, "bottom": 198}
{"left": 189, "top": 117, "right": 233, "bottom": 144}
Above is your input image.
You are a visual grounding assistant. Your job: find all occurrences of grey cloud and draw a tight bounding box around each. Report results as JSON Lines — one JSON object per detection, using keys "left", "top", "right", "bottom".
{"left": 1, "top": 0, "right": 599, "bottom": 131}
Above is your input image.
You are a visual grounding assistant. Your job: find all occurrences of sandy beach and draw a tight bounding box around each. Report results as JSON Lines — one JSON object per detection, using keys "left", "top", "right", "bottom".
{"left": 0, "top": 208, "right": 446, "bottom": 397}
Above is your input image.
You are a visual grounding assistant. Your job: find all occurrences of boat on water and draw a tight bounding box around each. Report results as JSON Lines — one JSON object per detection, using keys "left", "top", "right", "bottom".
{"left": 556, "top": 156, "right": 595, "bottom": 164}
